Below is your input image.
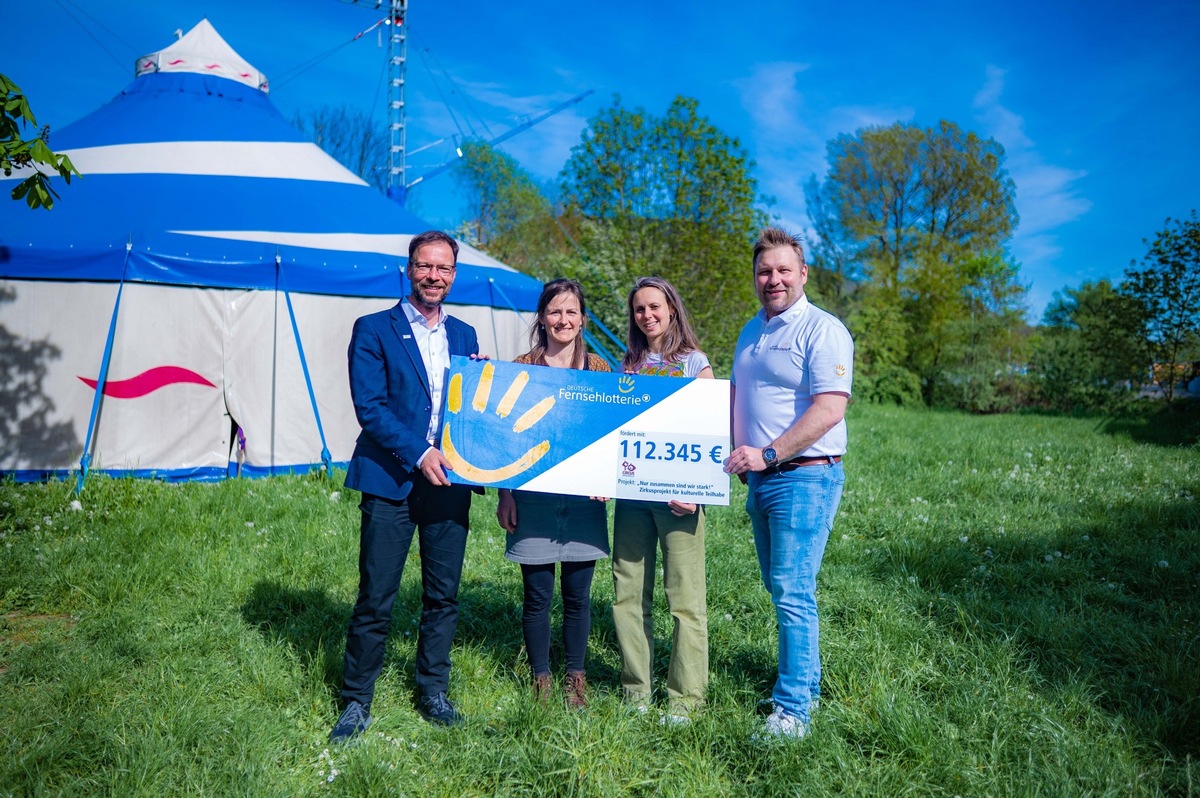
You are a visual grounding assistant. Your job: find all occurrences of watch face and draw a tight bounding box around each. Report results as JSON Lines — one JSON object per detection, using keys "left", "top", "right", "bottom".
{"left": 763, "top": 446, "right": 777, "bottom": 465}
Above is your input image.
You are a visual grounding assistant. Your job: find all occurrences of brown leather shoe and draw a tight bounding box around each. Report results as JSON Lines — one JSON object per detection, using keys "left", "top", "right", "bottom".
{"left": 564, "top": 670, "right": 587, "bottom": 710}
{"left": 533, "top": 672, "right": 553, "bottom": 704}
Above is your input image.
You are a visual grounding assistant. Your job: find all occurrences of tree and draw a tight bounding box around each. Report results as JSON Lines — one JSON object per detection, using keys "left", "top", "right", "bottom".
{"left": 1029, "top": 279, "right": 1149, "bottom": 411}
{"left": 558, "top": 96, "right": 769, "bottom": 370}
{"left": 808, "top": 120, "right": 1025, "bottom": 405}
{"left": 452, "top": 139, "right": 565, "bottom": 274}
{"left": 292, "top": 105, "right": 387, "bottom": 192}
{"left": 1122, "top": 212, "right": 1200, "bottom": 403}
{"left": 2, "top": 73, "right": 80, "bottom": 210}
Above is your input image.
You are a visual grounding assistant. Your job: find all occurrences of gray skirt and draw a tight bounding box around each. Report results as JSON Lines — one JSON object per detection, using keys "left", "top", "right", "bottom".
{"left": 504, "top": 491, "right": 610, "bottom": 565}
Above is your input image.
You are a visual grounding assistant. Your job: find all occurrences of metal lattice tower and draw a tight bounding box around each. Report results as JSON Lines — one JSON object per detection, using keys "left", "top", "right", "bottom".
{"left": 386, "top": 0, "right": 408, "bottom": 204}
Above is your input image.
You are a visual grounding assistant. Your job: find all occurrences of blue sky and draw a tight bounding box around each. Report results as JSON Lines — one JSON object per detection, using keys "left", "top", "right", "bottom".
{"left": 8, "top": 0, "right": 1199, "bottom": 319}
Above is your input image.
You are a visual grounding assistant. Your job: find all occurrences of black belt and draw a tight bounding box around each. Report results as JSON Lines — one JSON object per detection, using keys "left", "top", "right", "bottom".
{"left": 775, "top": 455, "right": 842, "bottom": 472}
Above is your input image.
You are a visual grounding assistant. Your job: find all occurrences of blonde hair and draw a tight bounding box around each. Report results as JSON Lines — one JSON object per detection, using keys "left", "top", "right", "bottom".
{"left": 752, "top": 226, "right": 806, "bottom": 268}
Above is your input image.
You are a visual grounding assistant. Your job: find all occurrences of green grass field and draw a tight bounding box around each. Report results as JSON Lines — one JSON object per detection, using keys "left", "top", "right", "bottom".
{"left": 2, "top": 404, "right": 1197, "bottom": 797}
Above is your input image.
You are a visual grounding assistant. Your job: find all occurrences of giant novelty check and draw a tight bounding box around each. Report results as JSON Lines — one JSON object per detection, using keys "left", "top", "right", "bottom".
{"left": 441, "top": 356, "right": 731, "bottom": 505}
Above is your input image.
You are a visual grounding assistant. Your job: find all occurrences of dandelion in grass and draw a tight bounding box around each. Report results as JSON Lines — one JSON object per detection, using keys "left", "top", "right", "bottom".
{"left": 245, "top": 521, "right": 254, "bottom": 528}
{"left": 1045, "top": 554, "right": 1054, "bottom": 562}
{"left": 330, "top": 491, "right": 341, "bottom": 502}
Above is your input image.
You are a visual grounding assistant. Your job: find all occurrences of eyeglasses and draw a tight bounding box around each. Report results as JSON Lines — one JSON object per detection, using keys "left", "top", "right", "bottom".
{"left": 410, "top": 262, "right": 456, "bottom": 278}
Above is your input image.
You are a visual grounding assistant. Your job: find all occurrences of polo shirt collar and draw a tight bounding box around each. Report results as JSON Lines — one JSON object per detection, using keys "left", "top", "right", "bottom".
{"left": 759, "top": 293, "right": 810, "bottom": 327}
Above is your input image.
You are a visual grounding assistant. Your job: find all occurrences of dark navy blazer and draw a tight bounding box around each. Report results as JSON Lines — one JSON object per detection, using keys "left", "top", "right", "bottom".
{"left": 344, "top": 301, "right": 479, "bottom": 501}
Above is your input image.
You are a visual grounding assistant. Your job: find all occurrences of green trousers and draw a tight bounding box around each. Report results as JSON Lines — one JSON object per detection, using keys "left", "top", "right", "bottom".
{"left": 611, "top": 499, "right": 708, "bottom": 711}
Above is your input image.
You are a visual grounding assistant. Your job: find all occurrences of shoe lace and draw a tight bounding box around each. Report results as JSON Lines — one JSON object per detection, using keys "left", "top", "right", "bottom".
{"left": 340, "top": 702, "right": 367, "bottom": 728}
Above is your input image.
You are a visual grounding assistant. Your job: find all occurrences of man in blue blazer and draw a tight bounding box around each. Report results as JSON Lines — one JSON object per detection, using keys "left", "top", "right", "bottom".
{"left": 331, "top": 230, "right": 481, "bottom": 742}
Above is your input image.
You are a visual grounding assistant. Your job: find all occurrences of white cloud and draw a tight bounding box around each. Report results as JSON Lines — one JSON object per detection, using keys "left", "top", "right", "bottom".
{"left": 732, "top": 62, "right": 912, "bottom": 234}
{"left": 973, "top": 65, "right": 1090, "bottom": 252}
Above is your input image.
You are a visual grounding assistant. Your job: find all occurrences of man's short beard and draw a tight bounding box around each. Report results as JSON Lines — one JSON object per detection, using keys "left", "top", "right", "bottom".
{"left": 411, "top": 286, "right": 444, "bottom": 310}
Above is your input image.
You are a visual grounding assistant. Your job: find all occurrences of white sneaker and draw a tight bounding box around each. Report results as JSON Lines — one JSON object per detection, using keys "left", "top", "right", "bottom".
{"left": 754, "top": 707, "right": 809, "bottom": 741}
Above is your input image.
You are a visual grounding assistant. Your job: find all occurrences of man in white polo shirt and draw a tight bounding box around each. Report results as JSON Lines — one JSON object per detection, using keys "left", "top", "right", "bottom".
{"left": 724, "top": 226, "right": 853, "bottom": 740}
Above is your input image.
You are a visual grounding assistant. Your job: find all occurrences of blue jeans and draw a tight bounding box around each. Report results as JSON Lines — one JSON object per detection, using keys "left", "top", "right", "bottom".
{"left": 746, "top": 462, "right": 845, "bottom": 722}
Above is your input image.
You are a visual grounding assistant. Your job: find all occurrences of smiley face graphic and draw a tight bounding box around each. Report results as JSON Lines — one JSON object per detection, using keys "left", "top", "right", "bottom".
{"left": 441, "top": 362, "right": 555, "bottom": 484}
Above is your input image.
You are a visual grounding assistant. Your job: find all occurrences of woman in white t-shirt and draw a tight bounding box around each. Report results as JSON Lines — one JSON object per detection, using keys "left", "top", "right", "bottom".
{"left": 612, "top": 276, "right": 712, "bottom": 722}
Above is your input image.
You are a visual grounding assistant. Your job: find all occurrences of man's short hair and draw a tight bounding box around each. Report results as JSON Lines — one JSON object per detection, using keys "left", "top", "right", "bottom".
{"left": 752, "top": 227, "right": 806, "bottom": 268}
{"left": 408, "top": 230, "right": 459, "bottom": 263}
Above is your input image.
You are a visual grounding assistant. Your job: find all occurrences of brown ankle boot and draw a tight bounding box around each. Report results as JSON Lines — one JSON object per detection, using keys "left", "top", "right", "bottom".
{"left": 532, "top": 673, "right": 553, "bottom": 704}
{"left": 564, "top": 671, "right": 587, "bottom": 709}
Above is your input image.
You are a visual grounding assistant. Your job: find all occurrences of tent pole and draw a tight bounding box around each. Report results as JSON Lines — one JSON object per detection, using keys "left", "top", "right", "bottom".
{"left": 75, "top": 242, "right": 133, "bottom": 494}
{"left": 487, "top": 279, "right": 501, "bottom": 357}
{"left": 277, "top": 256, "right": 332, "bottom": 477}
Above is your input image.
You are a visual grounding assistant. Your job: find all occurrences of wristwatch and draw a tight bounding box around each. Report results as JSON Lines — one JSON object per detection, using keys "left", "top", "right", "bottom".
{"left": 762, "top": 446, "right": 778, "bottom": 470}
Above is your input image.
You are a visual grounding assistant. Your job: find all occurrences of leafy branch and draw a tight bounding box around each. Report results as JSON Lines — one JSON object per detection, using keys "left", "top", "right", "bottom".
{"left": 1, "top": 73, "right": 80, "bottom": 210}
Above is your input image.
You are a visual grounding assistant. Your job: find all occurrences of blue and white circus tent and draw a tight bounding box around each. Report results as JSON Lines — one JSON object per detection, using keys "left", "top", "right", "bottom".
{"left": 0, "top": 19, "right": 542, "bottom": 482}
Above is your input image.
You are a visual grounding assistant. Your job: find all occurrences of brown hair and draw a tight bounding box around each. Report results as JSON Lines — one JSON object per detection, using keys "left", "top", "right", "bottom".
{"left": 525, "top": 278, "right": 591, "bottom": 370}
{"left": 407, "top": 230, "right": 459, "bottom": 262}
{"left": 621, "top": 276, "right": 703, "bottom": 372}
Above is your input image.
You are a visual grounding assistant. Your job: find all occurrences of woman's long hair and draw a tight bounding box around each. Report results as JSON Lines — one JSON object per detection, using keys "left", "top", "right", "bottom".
{"left": 622, "top": 276, "right": 702, "bottom": 372}
{"left": 525, "top": 278, "right": 591, "bottom": 370}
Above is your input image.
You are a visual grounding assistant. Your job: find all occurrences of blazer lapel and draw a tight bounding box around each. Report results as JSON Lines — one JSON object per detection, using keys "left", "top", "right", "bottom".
{"left": 390, "top": 302, "right": 431, "bottom": 397}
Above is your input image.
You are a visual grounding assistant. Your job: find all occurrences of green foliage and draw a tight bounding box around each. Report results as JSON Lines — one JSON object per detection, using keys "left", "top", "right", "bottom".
{"left": 1, "top": 73, "right": 80, "bottom": 210}
{"left": 818, "top": 120, "right": 1017, "bottom": 290}
{"left": 452, "top": 140, "right": 566, "bottom": 274}
{"left": 807, "top": 121, "right": 1026, "bottom": 407}
{"left": 1122, "top": 212, "right": 1200, "bottom": 403}
{"left": 1, "top": 406, "right": 1197, "bottom": 795}
{"left": 1029, "top": 280, "right": 1150, "bottom": 412}
{"left": 293, "top": 104, "right": 387, "bottom": 192}
{"left": 558, "top": 96, "right": 769, "bottom": 373}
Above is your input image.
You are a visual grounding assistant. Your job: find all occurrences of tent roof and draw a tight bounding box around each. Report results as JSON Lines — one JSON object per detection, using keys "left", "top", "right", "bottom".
{"left": 135, "top": 18, "right": 268, "bottom": 92}
{"left": 0, "top": 21, "right": 538, "bottom": 311}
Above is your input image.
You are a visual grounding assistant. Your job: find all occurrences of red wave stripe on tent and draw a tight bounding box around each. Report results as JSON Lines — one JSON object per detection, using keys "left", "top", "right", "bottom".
{"left": 78, "top": 366, "right": 217, "bottom": 398}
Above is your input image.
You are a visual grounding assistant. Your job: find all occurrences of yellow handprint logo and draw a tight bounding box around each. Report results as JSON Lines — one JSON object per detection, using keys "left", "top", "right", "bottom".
{"left": 441, "top": 362, "right": 555, "bottom": 484}
{"left": 618, "top": 375, "right": 635, "bottom": 394}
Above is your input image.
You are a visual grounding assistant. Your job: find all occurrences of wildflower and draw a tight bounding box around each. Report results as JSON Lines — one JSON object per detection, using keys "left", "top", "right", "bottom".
{"left": 330, "top": 491, "right": 341, "bottom": 502}
{"left": 1044, "top": 554, "right": 1054, "bottom": 563}
{"left": 959, "top": 536, "right": 969, "bottom": 543}
{"left": 907, "top": 576, "right": 917, "bottom": 583}
{"left": 1081, "top": 534, "right": 1089, "bottom": 541}
{"left": 1157, "top": 560, "right": 1169, "bottom": 568}
{"left": 70, "top": 500, "right": 82, "bottom": 511}
{"left": 245, "top": 521, "right": 254, "bottom": 528}
{"left": 1054, "top": 551, "right": 1063, "bottom": 558}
